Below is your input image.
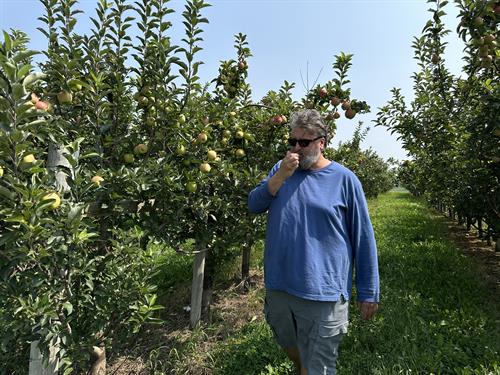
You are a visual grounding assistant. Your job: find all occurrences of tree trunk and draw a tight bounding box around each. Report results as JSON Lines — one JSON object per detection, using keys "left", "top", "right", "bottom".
{"left": 241, "top": 244, "right": 251, "bottom": 281}
{"left": 201, "top": 250, "right": 213, "bottom": 324}
{"left": 29, "top": 340, "right": 58, "bottom": 375}
{"left": 47, "top": 143, "right": 71, "bottom": 192}
{"left": 190, "top": 247, "right": 206, "bottom": 329}
{"left": 89, "top": 346, "right": 106, "bottom": 375}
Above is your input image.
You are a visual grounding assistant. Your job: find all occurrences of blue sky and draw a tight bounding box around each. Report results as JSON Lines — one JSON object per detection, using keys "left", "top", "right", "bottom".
{"left": 1, "top": 0, "right": 466, "bottom": 161}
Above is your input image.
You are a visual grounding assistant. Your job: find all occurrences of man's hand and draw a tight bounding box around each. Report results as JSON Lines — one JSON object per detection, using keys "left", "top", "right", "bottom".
{"left": 267, "top": 152, "right": 299, "bottom": 196}
{"left": 357, "top": 301, "right": 379, "bottom": 321}
{"left": 278, "top": 151, "right": 299, "bottom": 179}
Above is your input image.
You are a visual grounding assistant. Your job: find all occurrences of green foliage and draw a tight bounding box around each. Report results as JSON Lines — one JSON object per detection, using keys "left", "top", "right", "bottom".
{"left": 376, "top": 0, "right": 499, "bottom": 239}
{"left": 1, "top": 0, "right": 397, "bottom": 372}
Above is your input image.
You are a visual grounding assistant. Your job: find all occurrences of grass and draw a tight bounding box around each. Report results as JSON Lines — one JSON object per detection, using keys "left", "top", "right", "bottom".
{"left": 209, "top": 191, "right": 500, "bottom": 374}
{"left": 111, "top": 191, "right": 500, "bottom": 374}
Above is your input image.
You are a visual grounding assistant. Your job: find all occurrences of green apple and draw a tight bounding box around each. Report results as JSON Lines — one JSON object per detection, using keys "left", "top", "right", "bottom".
{"left": 176, "top": 145, "right": 186, "bottom": 155}
{"left": 57, "top": 91, "right": 73, "bottom": 104}
{"left": 186, "top": 181, "right": 197, "bottom": 193}
{"left": 123, "top": 153, "right": 135, "bottom": 163}
{"left": 134, "top": 144, "right": 148, "bottom": 155}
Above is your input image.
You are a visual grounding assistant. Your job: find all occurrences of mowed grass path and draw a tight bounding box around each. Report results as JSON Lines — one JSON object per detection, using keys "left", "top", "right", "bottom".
{"left": 211, "top": 191, "right": 500, "bottom": 374}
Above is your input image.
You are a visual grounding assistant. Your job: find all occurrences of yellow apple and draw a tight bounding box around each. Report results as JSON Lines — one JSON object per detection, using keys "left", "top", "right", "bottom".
{"left": 199, "top": 163, "right": 211, "bottom": 173}
{"left": 23, "top": 154, "right": 36, "bottom": 164}
{"left": 42, "top": 192, "right": 61, "bottom": 210}
{"left": 91, "top": 175, "right": 104, "bottom": 186}
{"left": 207, "top": 150, "right": 217, "bottom": 160}
{"left": 235, "top": 149, "right": 245, "bottom": 157}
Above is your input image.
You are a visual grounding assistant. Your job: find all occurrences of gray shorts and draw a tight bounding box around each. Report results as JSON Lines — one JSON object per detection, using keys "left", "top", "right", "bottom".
{"left": 264, "top": 289, "right": 348, "bottom": 374}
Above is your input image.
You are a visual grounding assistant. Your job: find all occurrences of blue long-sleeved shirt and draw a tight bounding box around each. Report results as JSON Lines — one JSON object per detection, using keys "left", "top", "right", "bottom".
{"left": 248, "top": 161, "right": 379, "bottom": 302}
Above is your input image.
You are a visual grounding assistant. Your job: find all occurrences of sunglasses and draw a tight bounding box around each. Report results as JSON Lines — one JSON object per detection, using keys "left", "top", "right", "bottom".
{"left": 287, "top": 136, "right": 324, "bottom": 148}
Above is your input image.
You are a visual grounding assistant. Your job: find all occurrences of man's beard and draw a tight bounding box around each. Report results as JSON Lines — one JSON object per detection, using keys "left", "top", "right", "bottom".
{"left": 299, "top": 147, "right": 320, "bottom": 169}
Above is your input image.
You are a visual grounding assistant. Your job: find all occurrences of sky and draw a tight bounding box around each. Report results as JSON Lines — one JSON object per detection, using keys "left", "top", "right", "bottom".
{"left": 1, "top": 0, "right": 467, "bottom": 161}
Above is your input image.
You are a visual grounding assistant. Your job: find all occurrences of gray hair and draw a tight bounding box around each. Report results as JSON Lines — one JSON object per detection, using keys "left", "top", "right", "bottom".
{"left": 289, "top": 109, "right": 328, "bottom": 140}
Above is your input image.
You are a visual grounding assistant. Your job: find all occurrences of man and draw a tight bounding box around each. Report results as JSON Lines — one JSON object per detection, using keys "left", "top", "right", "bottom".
{"left": 248, "top": 109, "right": 380, "bottom": 374}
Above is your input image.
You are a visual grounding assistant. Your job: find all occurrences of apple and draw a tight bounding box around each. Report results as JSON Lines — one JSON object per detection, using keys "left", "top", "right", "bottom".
{"left": 137, "top": 96, "right": 148, "bottom": 107}
{"left": 330, "top": 97, "right": 341, "bottom": 106}
{"left": 0, "top": 166, "right": 3, "bottom": 177}
{"left": 473, "top": 16, "right": 484, "bottom": 27}
{"left": 272, "top": 115, "right": 284, "bottom": 124}
{"left": 207, "top": 150, "right": 217, "bottom": 160}
{"left": 341, "top": 101, "right": 351, "bottom": 110}
{"left": 235, "top": 130, "right": 244, "bottom": 139}
{"left": 238, "top": 60, "right": 248, "bottom": 70}
{"left": 484, "top": 34, "right": 496, "bottom": 45}
{"left": 146, "top": 117, "right": 155, "bottom": 126}
{"left": 229, "top": 111, "right": 237, "bottom": 117}
{"left": 179, "top": 114, "right": 186, "bottom": 124}
{"left": 223, "top": 129, "right": 231, "bottom": 138}
{"left": 235, "top": 149, "right": 245, "bottom": 157}
{"left": 318, "top": 87, "right": 328, "bottom": 98}
{"left": 123, "top": 153, "right": 135, "bottom": 163}
{"left": 345, "top": 108, "right": 357, "bottom": 119}
{"left": 35, "top": 101, "right": 49, "bottom": 111}
{"left": 199, "top": 163, "right": 211, "bottom": 173}
{"left": 431, "top": 54, "right": 440, "bottom": 64}
{"left": 176, "top": 145, "right": 186, "bottom": 155}
{"left": 326, "top": 112, "right": 335, "bottom": 121}
{"left": 134, "top": 144, "right": 148, "bottom": 155}
{"left": 479, "top": 45, "right": 490, "bottom": 57}
{"left": 42, "top": 192, "right": 61, "bottom": 210}
{"left": 202, "top": 116, "right": 210, "bottom": 125}
{"left": 221, "top": 137, "right": 229, "bottom": 145}
{"left": 186, "top": 181, "right": 197, "bottom": 193}
{"left": 91, "top": 175, "right": 104, "bottom": 186}
{"left": 333, "top": 112, "right": 340, "bottom": 119}
{"left": 57, "top": 91, "right": 73, "bottom": 104}
{"left": 197, "top": 132, "right": 208, "bottom": 143}
{"left": 23, "top": 154, "right": 36, "bottom": 164}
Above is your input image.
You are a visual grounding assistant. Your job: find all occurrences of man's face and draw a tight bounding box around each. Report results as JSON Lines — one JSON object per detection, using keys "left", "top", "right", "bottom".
{"left": 289, "top": 128, "right": 324, "bottom": 170}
